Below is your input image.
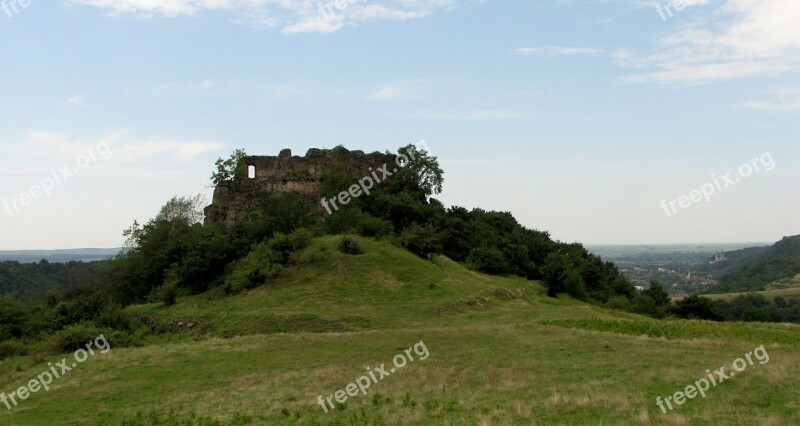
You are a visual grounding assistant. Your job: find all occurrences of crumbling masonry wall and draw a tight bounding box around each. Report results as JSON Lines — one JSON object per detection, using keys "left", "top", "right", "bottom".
{"left": 204, "top": 147, "right": 393, "bottom": 226}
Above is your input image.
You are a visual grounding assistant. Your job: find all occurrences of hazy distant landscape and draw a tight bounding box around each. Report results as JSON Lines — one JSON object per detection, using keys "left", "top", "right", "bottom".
{"left": 0, "top": 249, "right": 120, "bottom": 263}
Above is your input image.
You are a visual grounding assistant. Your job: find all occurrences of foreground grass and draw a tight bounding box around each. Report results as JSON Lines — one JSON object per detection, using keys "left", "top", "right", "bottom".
{"left": 1, "top": 236, "right": 798, "bottom": 425}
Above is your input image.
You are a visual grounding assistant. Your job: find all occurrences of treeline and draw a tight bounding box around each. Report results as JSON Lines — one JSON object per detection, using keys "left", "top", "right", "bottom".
{"left": 714, "top": 294, "right": 800, "bottom": 323}
{"left": 639, "top": 292, "right": 800, "bottom": 324}
{"left": 0, "top": 260, "right": 104, "bottom": 303}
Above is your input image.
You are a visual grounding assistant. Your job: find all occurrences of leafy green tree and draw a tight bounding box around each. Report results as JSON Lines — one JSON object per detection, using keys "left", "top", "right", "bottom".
{"left": 389, "top": 144, "right": 444, "bottom": 199}
{"left": 211, "top": 149, "right": 247, "bottom": 186}
{"left": 643, "top": 281, "right": 671, "bottom": 307}
{"left": 113, "top": 195, "right": 208, "bottom": 303}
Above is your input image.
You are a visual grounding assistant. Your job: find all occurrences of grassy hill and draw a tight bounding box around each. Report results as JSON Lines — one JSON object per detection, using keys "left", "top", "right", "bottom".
{"left": 1, "top": 236, "right": 799, "bottom": 425}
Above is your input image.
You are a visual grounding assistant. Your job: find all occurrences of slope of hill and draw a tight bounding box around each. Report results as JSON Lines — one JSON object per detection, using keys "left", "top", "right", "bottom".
{"left": 1, "top": 236, "right": 798, "bottom": 425}
{"left": 707, "top": 235, "right": 800, "bottom": 293}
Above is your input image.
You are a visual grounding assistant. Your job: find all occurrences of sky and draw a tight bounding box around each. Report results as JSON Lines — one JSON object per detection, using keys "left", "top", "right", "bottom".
{"left": 0, "top": 0, "right": 798, "bottom": 250}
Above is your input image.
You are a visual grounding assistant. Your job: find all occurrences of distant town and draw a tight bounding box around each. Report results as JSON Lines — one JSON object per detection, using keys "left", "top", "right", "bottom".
{"left": 587, "top": 244, "right": 766, "bottom": 297}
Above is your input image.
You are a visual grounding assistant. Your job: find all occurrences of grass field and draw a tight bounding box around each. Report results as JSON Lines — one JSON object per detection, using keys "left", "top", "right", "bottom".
{"left": 1, "top": 236, "right": 798, "bottom": 425}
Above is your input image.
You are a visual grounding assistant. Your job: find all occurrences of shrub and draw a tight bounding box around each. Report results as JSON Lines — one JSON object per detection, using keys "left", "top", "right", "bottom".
{"left": 324, "top": 209, "right": 370, "bottom": 235}
{"left": 160, "top": 282, "right": 178, "bottom": 306}
{"left": 224, "top": 241, "right": 284, "bottom": 294}
{"left": 153, "top": 266, "right": 180, "bottom": 306}
{"left": 493, "top": 287, "right": 517, "bottom": 300}
{"left": 288, "top": 228, "right": 314, "bottom": 251}
{"left": 339, "top": 236, "right": 365, "bottom": 255}
{"left": 95, "top": 304, "right": 135, "bottom": 331}
{"left": 357, "top": 217, "right": 394, "bottom": 238}
{"left": 0, "top": 340, "right": 27, "bottom": 359}
{"left": 632, "top": 293, "right": 666, "bottom": 318}
{"left": 399, "top": 224, "right": 442, "bottom": 259}
{"left": 606, "top": 295, "right": 632, "bottom": 311}
{"left": 51, "top": 323, "right": 106, "bottom": 353}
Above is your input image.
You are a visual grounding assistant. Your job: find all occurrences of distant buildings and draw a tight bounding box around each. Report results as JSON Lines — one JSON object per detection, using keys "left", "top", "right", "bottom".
{"left": 710, "top": 251, "right": 728, "bottom": 264}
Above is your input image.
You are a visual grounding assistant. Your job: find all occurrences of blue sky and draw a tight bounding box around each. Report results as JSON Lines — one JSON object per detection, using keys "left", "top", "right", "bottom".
{"left": 1, "top": 0, "right": 798, "bottom": 249}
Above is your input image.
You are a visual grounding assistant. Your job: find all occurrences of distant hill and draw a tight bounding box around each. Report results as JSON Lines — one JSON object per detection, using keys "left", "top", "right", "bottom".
{"left": 705, "top": 235, "right": 800, "bottom": 294}
{"left": 0, "top": 248, "right": 121, "bottom": 263}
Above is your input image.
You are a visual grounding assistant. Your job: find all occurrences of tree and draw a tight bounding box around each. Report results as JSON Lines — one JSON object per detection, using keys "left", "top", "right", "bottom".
{"left": 541, "top": 253, "right": 569, "bottom": 298}
{"left": 210, "top": 149, "right": 247, "bottom": 186}
{"left": 0, "top": 296, "right": 29, "bottom": 341}
{"left": 156, "top": 194, "right": 206, "bottom": 226}
{"left": 643, "top": 281, "right": 671, "bottom": 307}
{"left": 390, "top": 144, "right": 444, "bottom": 199}
{"left": 671, "top": 296, "right": 725, "bottom": 321}
{"left": 112, "top": 195, "right": 208, "bottom": 304}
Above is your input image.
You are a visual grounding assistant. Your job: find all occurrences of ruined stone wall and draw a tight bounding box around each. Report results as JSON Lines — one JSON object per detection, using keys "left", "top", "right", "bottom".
{"left": 205, "top": 146, "right": 393, "bottom": 226}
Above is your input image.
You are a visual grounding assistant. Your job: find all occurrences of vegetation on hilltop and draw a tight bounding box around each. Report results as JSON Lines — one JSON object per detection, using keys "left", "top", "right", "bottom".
{"left": 0, "top": 146, "right": 794, "bottom": 363}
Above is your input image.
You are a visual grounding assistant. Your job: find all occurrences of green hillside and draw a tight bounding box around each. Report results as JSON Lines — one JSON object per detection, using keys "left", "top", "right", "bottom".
{"left": 1, "top": 236, "right": 798, "bottom": 425}
{"left": 706, "top": 235, "right": 800, "bottom": 293}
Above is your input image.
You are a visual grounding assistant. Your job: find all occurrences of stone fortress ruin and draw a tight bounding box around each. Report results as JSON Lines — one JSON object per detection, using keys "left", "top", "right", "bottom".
{"left": 204, "top": 146, "right": 393, "bottom": 226}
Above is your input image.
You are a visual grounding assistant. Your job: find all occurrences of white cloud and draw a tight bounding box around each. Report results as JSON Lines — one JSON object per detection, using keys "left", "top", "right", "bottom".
{"left": 509, "top": 89, "right": 550, "bottom": 98}
{"left": 413, "top": 110, "right": 533, "bottom": 121}
{"left": 367, "top": 79, "right": 435, "bottom": 101}
{"left": 115, "top": 139, "right": 223, "bottom": 162}
{"left": 69, "top": 0, "right": 460, "bottom": 33}
{"left": 152, "top": 80, "right": 219, "bottom": 96}
{"left": 63, "top": 95, "right": 86, "bottom": 107}
{"left": 740, "top": 87, "right": 800, "bottom": 112}
{"left": 515, "top": 46, "right": 604, "bottom": 56}
{"left": 0, "top": 131, "right": 223, "bottom": 165}
{"left": 624, "top": 0, "right": 800, "bottom": 84}
{"left": 0, "top": 131, "right": 123, "bottom": 161}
